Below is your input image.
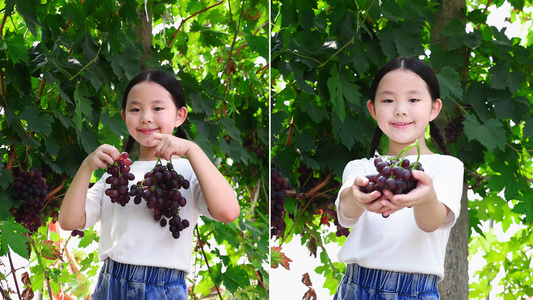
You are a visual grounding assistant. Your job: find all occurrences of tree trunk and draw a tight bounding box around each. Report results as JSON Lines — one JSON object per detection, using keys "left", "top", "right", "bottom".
{"left": 438, "top": 184, "right": 469, "bottom": 299}
{"left": 431, "top": 1, "right": 469, "bottom": 299}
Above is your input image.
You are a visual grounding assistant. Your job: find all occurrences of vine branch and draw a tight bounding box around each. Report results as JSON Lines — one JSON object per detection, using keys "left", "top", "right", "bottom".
{"left": 166, "top": 0, "right": 224, "bottom": 48}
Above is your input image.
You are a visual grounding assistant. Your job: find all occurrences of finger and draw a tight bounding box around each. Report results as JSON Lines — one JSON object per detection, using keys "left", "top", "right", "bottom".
{"left": 147, "top": 133, "right": 163, "bottom": 147}
{"left": 354, "top": 176, "right": 369, "bottom": 187}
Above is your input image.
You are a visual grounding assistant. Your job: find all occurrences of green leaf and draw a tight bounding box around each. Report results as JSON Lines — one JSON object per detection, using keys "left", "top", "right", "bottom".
{"left": 220, "top": 117, "right": 242, "bottom": 143}
{"left": 0, "top": 220, "right": 30, "bottom": 259}
{"left": 327, "top": 68, "right": 345, "bottom": 121}
{"left": 4, "top": 34, "right": 29, "bottom": 64}
{"left": 299, "top": 95, "right": 328, "bottom": 124}
{"left": 463, "top": 114, "right": 506, "bottom": 151}
{"left": 19, "top": 106, "right": 53, "bottom": 137}
{"left": 246, "top": 35, "right": 268, "bottom": 60}
{"left": 436, "top": 66, "right": 463, "bottom": 100}
{"left": 490, "top": 63, "right": 525, "bottom": 93}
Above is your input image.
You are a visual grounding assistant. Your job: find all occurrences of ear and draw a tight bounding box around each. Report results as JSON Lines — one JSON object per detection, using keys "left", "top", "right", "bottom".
{"left": 367, "top": 100, "right": 377, "bottom": 120}
{"left": 430, "top": 99, "right": 442, "bottom": 122}
{"left": 121, "top": 110, "right": 126, "bottom": 122}
{"left": 174, "top": 106, "right": 188, "bottom": 127}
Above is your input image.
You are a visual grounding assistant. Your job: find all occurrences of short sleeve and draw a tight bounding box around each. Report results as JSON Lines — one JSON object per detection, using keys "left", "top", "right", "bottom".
{"left": 335, "top": 159, "right": 372, "bottom": 228}
{"left": 432, "top": 156, "right": 464, "bottom": 229}
{"left": 83, "top": 177, "right": 105, "bottom": 230}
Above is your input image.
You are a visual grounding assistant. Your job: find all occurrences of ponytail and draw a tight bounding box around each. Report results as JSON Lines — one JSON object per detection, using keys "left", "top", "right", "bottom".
{"left": 429, "top": 121, "right": 450, "bottom": 155}
{"left": 368, "top": 125, "right": 383, "bottom": 158}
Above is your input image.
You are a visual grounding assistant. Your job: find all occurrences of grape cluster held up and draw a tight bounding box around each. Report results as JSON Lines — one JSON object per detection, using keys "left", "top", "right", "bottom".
{"left": 104, "top": 152, "right": 190, "bottom": 240}
{"left": 105, "top": 152, "right": 135, "bottom": 206}
{"left": 360, "top": 140, "right": 424, "bottom": 195}
{"left": 130, "top": 161, "right": 190, "bottom": 240}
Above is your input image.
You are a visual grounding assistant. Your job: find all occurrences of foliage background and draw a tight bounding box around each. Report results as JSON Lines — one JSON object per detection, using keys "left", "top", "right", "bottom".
{"left": 0, "top": 0, "right": 269, "bottom": 299}
{"left": 271, "top": 0, "right": 533, "bottom": 299}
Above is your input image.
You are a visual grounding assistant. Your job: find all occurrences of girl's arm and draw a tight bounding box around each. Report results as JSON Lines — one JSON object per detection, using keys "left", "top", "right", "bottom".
{"left": 148, "top": 134, "right": 240, "bottom": 223}
{"left": 384, "top": 170, "right": 449, "bottom": 232}
{"left": 58, "top": 145, "right": 120, "bottom": 230}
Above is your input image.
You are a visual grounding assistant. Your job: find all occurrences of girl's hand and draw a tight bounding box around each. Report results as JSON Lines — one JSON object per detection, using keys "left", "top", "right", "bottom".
{"left": 146, "top": 133, "right": 192, "bottom": 160}
{"left": 379, "top": 170, "right": 439, "bottom": 217}
{"left": 351, "top": 176, "right": 393, "bottom": 215}
{"left": 83, "top": 144, "right": 120, "bottom": 171}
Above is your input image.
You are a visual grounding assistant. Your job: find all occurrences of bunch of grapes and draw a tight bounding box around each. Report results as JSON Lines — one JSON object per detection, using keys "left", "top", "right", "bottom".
{"left": 105, "top": 152, "right": 135, "bottom": 207}
{"left": 360, "top": 140, "right": 424, "bottom": 195}
{"left": 9, "top": 168, "right": 48, "bottom": 232}
{"left": 271, "top": 167, "right": 290, "bottom": 238}
{"left": 445, "top": 115, "right": 465, "bottom": 143}
{"left": 360, "top": 157, "right": 423, "bottom": 195}
{"left": 320, "top": 198, "right": 350, "bottom": 237}
{"left": 130, "top": 161, "right": 190, "bottom": 239}
{"left": 71, "top": 229, "right": 85, "bottom": 237}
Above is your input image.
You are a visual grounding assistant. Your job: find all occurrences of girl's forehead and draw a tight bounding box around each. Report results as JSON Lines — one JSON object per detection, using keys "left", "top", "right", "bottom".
{"left": 126, "top": 81, "right": 173, "bottom": 104}
{"left": 377, "top": 69, "right": 430, "bottom": 93}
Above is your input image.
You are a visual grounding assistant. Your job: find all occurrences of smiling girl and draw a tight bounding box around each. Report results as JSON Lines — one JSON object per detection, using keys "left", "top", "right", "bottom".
{"left": 58, "top": 70, "right": 240, "bottom": 299}
{"left": 333, "top": 57, "right": 464, "bottom": 299}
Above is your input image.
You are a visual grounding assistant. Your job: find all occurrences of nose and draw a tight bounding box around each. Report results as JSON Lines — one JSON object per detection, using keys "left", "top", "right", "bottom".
{"left": 140, "top": 111, "right": 153, "bottom": 123}
{"left": 394, "top": 102, "right": 407, "bottom": 116}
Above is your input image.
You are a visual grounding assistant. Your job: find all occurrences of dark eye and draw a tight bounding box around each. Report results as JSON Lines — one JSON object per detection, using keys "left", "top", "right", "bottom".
{"left": 409, "top": 98, "right": 419, "bottom": 103}
{"left": 383, "top": 99, "right": 394, "bottom": 103}
{"left": 130, "top": 108, "right": 140, "bottom": 112}
{"left": 154, "top": 107, "right": 164, "bottom": 111}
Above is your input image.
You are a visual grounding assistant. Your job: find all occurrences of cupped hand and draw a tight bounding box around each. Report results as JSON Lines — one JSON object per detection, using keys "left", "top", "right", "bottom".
{"left": 386, "top": 170, "right": 435, "bottom": 211}
{"left": 83, "top": 144, "right": 120, "bottom": 170}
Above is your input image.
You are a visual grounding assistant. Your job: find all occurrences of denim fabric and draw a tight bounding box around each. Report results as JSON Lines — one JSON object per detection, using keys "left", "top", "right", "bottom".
{"left": 91, "top": 259, "right": 188, "bottom": 300}
{"left": 333, "top": 264, "right": 440, "bottom": 300}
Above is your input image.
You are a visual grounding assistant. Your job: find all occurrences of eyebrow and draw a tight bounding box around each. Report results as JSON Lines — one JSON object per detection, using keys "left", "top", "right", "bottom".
{"left": 379, "top": 89, "right": 425, "bottom": 96}
{"left": 126, "top": 99, "right": 166, "bottom": 107}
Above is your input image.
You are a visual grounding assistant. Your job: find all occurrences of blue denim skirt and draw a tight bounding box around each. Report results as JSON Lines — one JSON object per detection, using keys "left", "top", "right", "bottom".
{"left": 91, "top": 258, "right": 188, "bottom": 300}
{"left": 333, "top": 264, "right": 440, "bottom": 300}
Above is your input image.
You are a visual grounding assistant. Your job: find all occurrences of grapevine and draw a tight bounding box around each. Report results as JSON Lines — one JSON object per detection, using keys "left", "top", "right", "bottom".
{"left": 271, "top": 167, "right": 290, "bottom": 238}
{"left": 9, "top": 168, "right": 49, "bottom": 233}
{"left": 360, "top": 140, "right": 424, "bottom": 195}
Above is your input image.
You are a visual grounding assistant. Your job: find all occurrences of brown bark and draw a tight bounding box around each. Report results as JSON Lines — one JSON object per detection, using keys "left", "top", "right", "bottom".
{"left": 431, "top": 1, "right": 470, "bottom": 299}
{"left": 438, "top": 184, "right": 469, "bottom": 299}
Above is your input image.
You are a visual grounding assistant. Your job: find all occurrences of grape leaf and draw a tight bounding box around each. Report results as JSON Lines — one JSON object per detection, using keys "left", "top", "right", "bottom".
{"left": 436, "top": 66, "right": 463, "bottom": 100}
{"left": 18, "top": 106, "right": 53, "bottom": 137}
{"left": 0, "top": 220, "right": 29, "bottom": 259}
{"left": 463, "top": 114, "right": 506, "bottom": 151}
{"left": 271, "top": 246, "right": 293, "bottom": 270}
{"left": 40, "top": 240, "right": 62, "bottom": 261}
{"left": 4, "top": 34, "right": 29, "bottom": 64}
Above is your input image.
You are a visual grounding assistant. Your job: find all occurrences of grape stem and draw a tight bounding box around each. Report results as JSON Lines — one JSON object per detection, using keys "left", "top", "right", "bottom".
{"left": 394, "top": 139, "right": 421, "bottom": 168}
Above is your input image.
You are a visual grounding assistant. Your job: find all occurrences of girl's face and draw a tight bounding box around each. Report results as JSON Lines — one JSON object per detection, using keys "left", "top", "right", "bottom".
{"left": 367, "top": 69, "right": 441, "bottom": 155}
{"left": 121, "top": 81, "right": 187, "bottom": 151}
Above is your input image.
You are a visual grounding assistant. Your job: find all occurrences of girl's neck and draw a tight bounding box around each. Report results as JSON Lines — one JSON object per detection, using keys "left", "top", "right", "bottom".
{"left": 384, "top": 139, "right": 434, "bottom": 157}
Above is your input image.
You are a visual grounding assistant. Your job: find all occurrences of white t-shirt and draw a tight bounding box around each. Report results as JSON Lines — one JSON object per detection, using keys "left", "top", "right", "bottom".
{"left": 335, "top": 154, "right": 464, "bottom": 281}
{"left": 83, "top": 158, "right": 211, "bottom": 274}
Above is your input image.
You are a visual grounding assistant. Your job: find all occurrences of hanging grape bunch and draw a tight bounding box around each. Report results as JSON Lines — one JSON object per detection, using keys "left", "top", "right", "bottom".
{"left": 271, "top": 167, "right": 290, "bottom": 238}
{"left": 444, "top": 114, "right": 465, "bottom": 143}
{"left": 105, "top": 152, "right": 135, "bottom": 206}
{"left": 9, "top": 168, "right": 48, "bottom": 233}
{"left": 360, "top": 140, "right": 424, "bottom": 195}
{"left": 129, "top": 159, "right": 190, "bottom": 239}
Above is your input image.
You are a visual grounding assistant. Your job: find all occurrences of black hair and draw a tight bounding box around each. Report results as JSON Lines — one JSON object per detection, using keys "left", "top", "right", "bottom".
{"left": 122, "top": 70, "right": 188, "bottom": 153}
{"left": 368, "top": 57, "right": 450, "bottom": 157}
